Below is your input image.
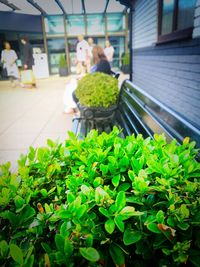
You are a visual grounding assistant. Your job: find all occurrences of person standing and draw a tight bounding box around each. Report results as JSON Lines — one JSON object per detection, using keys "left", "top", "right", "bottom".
{"left": 1, "top": 41, "right": 20, "bottom": 87}
{"left": 20, "top": 36, "right": 36, "bottom": 87}
{"left": 76, "top": 34, "right": 89, "bottom": 76}
{"left": 86, "top": 37, "right": 95, "bottom": 73}
{"left": 104, "top": 40, "right": 115, "bottom": 66}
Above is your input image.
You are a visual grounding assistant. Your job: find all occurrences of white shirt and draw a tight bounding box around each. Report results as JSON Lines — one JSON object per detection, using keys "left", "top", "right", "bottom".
{"left": 104, "top": 46, "right": 114, "bottom": 62}
{"left": 1, "top": 49, "right": 20, "bottom": 78}
{"left": 76, "top": 40, "right": 89, "bottom": 62}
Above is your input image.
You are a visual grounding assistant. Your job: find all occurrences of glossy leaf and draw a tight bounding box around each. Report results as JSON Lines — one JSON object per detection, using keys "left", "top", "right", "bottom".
{"left": 123, "top": 228, "right": 142, "bottom": 245}
{"left": 79, "top": 247, "right": 100, "bottom": 262}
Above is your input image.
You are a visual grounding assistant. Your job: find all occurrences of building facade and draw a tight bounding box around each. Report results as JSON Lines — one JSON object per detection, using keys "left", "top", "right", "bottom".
{"left": 0, "top": 11, "right": 128, "bottom": 75}
{"left": 129, "top": 0, "right": 200, "bottom": 130}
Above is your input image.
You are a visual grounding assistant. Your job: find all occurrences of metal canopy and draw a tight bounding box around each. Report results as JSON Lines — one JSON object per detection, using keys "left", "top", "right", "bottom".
{"left": 0, "top": 0, "right": 128, "bottom": 15}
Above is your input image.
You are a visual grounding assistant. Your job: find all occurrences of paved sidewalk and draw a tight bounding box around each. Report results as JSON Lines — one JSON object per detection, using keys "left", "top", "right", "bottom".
{"left": 0, "top": 76, "right": 73, "bottom": 171}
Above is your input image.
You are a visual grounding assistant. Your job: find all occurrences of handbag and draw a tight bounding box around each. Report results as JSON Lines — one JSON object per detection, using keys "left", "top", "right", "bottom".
{"left": 21, "top": 70, "right": 36, "bottom": 84}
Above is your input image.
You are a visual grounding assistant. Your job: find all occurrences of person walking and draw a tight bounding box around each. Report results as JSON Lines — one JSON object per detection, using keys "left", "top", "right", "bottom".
{"left": 104, "top": 39, "right": 115, "bottom": 66}
{"left": 76, "top": 34, "right": 89, "bottom": 76}
{"left": 1, "top": 41, "right": 20, "bottom": 87}
{"left": 20, "top": 36, "right": 36, "bottom": 87}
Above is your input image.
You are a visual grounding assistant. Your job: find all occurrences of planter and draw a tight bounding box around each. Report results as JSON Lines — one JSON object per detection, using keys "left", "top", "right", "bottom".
{"left": 59, "top": 67, "right": 68, "bottom": 77}
{"left": 77, "top": 103, "right": 117, "bottom": 121}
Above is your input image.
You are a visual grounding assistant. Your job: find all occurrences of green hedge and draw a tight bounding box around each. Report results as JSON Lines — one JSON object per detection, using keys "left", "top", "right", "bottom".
{"left": 75, "top": 72, "right": 119, "bottom": 108}
{"left": 0, "top": 127, "right": 200, "bottom": 266}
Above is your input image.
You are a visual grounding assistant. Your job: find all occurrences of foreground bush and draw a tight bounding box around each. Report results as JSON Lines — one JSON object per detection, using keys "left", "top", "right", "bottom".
{"left": 0, "top": 127, "right": 200, "bottom": 266}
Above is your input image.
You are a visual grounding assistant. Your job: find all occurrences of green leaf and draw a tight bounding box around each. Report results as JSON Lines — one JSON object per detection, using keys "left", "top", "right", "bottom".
{"left": 105, "top": 219, "right": 115, "bottom": 234}
{"left": 0, "top": 240, "right": 9, "bottom": 258}
{"left": 112, "top": 174, "right": 120, "bottom": 187}
{"left": 14, "top": 195, "right": 25, "bottom": 209}
{"left": 55, "top": 234, "right": 65, "bottom": 252}
{"left": 128, "top": 170, "right": 135, "bottom": 182}
{"left": 64, "top": 238, "right": 73, "bottom": 258}
{"left": 156, "top": 210, "right": 165, "bottom": 224}
{"left": 79, "top": 247, "right": 100, "bottom": 262}
{"left": 10, "top": 244, "right": 23, "bottom": 265}
{"left": 115, "top": 191, "right": 126, "bottom": 212}
{"left": 41, "top": 242, "right": 52, "bottom": 254}
{"left": 109, "top": 243, "right": 125, "bottom": 266}
{"left": 114, "top": 216, "right": 124, "bottom": 232}
{"left": 99, "top": 207, "right": 110, "bottom": 218}
{"left": 85, "top": 234, "right": 93, "bottom": 247}
{"left": 147, "top": 223, "right": 161, "bottom": 234}
{"left": 123, "top": 228, "right": 142, "bottom": 245}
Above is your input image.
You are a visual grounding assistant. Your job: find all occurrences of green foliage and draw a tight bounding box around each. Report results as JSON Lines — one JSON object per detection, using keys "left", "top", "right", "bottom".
{"left": 75, "top": 72, "right": 119, "bottom": 108}
{"left": 0, "top": 128, "right": 200, "bottom": 266}
{"left": 59, "top": 54, "right": 67, "bottom": 68}
{"left": 121, "top": 53, "right": 130, "bottom": 66}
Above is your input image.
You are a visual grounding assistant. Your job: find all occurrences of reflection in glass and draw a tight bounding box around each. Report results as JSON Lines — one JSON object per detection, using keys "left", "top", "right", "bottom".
{"left": 178, "top": 0, "right": 196, "bottom": 30}
{"left": 161, "top": 0, "right": 175, "bottom": 35}
{"left": 107, "top": 13, "right": 125, "bottom": 32}
{"left": 47, "top": 38, "right": 65, "bottom": 74}
{"left": 87, "top": 14, "right": 105, "bottom": 35}
{"left": 108, "top": 36, "right": 125, "bottom": 68}
{"left": 66, "top": 15, "right": 85, "bottom": 36}
{"left": 45, "top": 16, "right": 64, "bottom": 35}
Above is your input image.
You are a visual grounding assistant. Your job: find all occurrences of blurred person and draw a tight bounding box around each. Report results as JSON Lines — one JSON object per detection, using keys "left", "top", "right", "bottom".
{"left": 20, "top": 36, "right": 36, "bottom": 87}
{"left": 63, "top": 46, "right": 112, "bottom": 114}
{"left": 104, "top": 39, "right": 114, "bottom": 66}
{"left": 90, "top": 45, "right": 111, "bottom": 74}
{"left": 86, "top": 37, "right": 95, "bottom": 72}
{"left": 76, "top": 34, "right": 89, "bottom": 76}
{"left": 1, "top": 41, "right": 20, "bottom": 87}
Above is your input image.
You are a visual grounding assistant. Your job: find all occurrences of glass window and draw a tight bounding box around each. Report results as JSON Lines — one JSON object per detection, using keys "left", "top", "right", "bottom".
{"left": 158, "top": 0, "right": 196, "bottom": 43}
{"left": 47, "top": 38, "right": 65, "bottom": 74}
{"left": 178, "top": 0, "right": 196, "bottom": 30}
{"left": 107, "top": 13, "right": 125, "bottom": 33}
{"left": 87, "top": 14, "right": 105, "bottom": 35}
{"left": 161, "top": 0, "right": 175, "bottom": 35}
{"left": 66, "top": 15, "right": 85, "bottom": 36}
{"left": 45, "top": 16, "right": 64, "bottom": 35}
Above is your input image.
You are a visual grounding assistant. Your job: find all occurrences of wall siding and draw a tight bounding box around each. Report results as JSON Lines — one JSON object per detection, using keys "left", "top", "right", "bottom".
{"left": 132, "top": 0, "right": 157, "bottom": 48}
{"left": 132, "top": 1, "right": 200, "bottom": 129}
{"left": 193, "top": 0, "right": 200, "bottom": 38}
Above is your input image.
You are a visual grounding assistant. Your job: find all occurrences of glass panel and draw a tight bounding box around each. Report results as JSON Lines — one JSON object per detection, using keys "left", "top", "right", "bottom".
{"left": 87, "top": 14, "right": 105, "bottom": 35}
{"left": 107, "top": 13, "right": 125, "bottom": 32}
{"left": 107, "top": 36, "right": 125, "bottom": 69}
{"left": 66, "top": 15, "right": 85, "bottom": 36}
{"left": 45, "top": 16, "right": 64, "bottom": 35}
{"left": 178, "top": 0, "right": 196, "bottom": 30}
{"left": 47, "top": 38, "right": 65, "bottom": 74}
{"left": 68, "top": 38, "right": 78, "bottom": 73}
{"left": 161, "top": 0, "right": 175, "bottom": 35}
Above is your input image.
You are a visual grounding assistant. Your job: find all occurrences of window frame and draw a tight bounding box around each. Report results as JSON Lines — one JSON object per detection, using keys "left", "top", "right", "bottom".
{"left": 157, "top": 0, "right": 194, "bottom": 44}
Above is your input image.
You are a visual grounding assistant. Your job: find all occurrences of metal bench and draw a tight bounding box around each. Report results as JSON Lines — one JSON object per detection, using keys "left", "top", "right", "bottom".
{"left": 72, "top": 79, "right": 200, "bottom": 158}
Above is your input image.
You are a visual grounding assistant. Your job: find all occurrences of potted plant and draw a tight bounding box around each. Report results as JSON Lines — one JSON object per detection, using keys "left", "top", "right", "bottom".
{"left": 0, "top": 128, "right": 200, "bottom": 266}
{"left": 59, "top": 54, "right": 68, "bottom": 77}
{"left": 75, "top": 72, "right": 119, "bottom": 121}
{"left": 121, "top": 52, "right": 130, "bottom": 74}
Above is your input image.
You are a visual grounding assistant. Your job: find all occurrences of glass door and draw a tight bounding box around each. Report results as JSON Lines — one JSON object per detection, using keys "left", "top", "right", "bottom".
{"left": 108, "top": 36, "right": 125, "bottom": 70}
{"left": 47, "top": 38, "right": 65, "bottom": 74}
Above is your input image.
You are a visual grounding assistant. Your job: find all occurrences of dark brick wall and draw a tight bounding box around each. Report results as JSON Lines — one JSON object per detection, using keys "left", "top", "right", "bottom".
{"left": 131, "top": 1, "right": 200, "bottom": 129}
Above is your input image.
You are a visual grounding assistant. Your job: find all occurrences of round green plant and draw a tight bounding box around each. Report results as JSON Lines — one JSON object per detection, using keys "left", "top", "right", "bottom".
{"left": 75, "top": 72, "right": 119, "bottom": 108}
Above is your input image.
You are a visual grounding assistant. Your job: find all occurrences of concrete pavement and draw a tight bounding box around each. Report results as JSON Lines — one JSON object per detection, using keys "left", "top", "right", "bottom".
{"left": 0, "top": 76, "right": 73, "bottom": 171}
